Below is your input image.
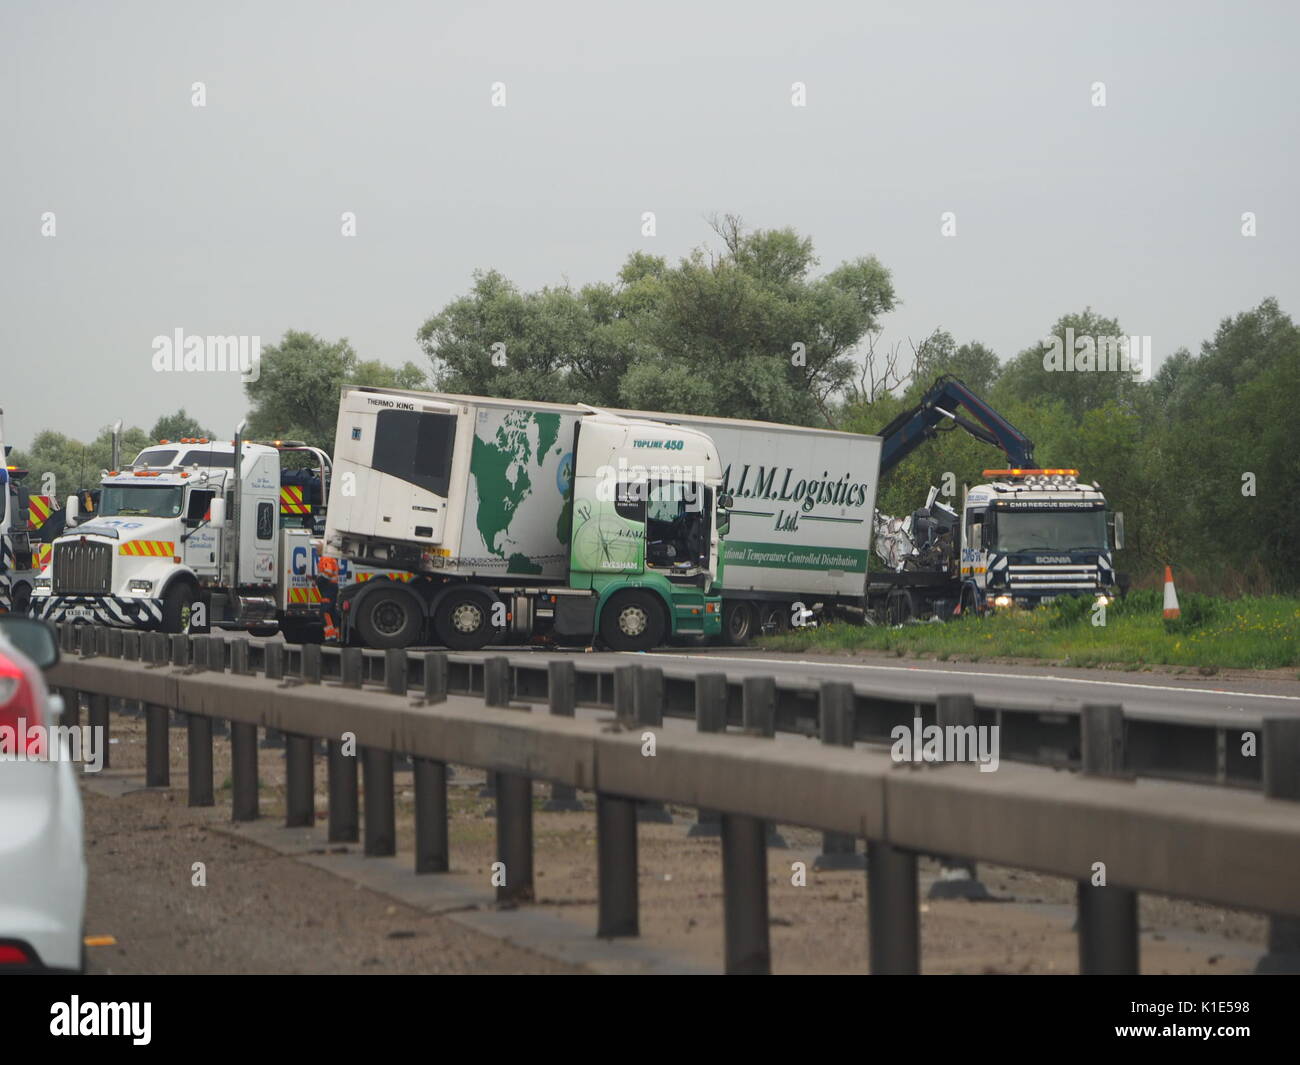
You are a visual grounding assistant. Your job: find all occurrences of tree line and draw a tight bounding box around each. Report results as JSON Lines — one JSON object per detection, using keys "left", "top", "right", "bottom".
{"left": 11, "top": 218, "right": 1296, "bottom": 592}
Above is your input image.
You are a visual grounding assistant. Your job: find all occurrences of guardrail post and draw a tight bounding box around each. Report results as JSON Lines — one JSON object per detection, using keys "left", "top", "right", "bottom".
{"left": 362, "top": 746, "right": 396, "bottom": 856}
{"left": 120, "top": 631, "right": 141, "bottom": 719}
{"left": 480, "top": 657, "right": 510, "bottom": 799}
{"left": 1076, "top": 703, "right": 1138, "bottom": 975}
{"left": 145, "top": 702, "right": 169, "bottom": 787}
{"left": 89, "top": 692, "right": 110, "bottom": 770}
{"left": 719, "top": 675, "right": 780, "bottom": 974}
{"left": 328, "top": 648, "right": 361, "bottom": 843}
{"left": 106, "top": 627, "right": 123, "bottom": 658}
{"left": 357, "top": 650, "right": 404, "bottom": 855}
{"left": 301, "top": 643, "right": 322, "bottom": 684}
{"left": 722, "top": 809, "right": 771, "bottom": 974}
{"left": 1257, "top": 718, "right": 1300, "bottom": 973}
{"left": 597, "top": 792, "right": 639, "bottom": 937}
{"left": 543, "top": 661, "right": 584, "bottom": 811}
{"left": 285, "top": 731, "right": 315, "bottom": 828}
{"left": 815, "top": 682, "right": 864, "bottom": 869}
{"left": 929, "top": 693, "right": 989, "bottom": 899}
{"left": 204, "top": 636, "right": 229, "bottom": 737}
{"left": 688, "top": 673, "right": 727, "bottom": 837}
{"left": 184, "top": 632, "right": 213, "bottom": 805}
{"left": 742, "top": 675, "right": 785, "bottom": 847}
{"left": 261, "top": 644, "right": 286, "bottom": 749}
{"left": 487, "top": 656, "right": 533, "bottom": 903}
{"left": 230, "top": 720, "right": 258, "bottom": 821}
{"left": 412, "top": 650, "right": 451, "bottom": 871}
{"left": 170, "top": 633, "right": 190, "bottom": 667}
{"left": 634, "top": 667, "right": 672, "bottom": 824}
{"left": 422, "top": 651, "right": 447, "bottom": 702}
{"left": 340, "top": 647, "right": 363, "bottom": 688}
{"left": 867, "top": 841, "right": 920, "bottom": 974}
{"left": 613, "top": 666, "right": 637, "bottom": 725}
{"left": 60, "top": 687, "right": 81, "bottom": 730}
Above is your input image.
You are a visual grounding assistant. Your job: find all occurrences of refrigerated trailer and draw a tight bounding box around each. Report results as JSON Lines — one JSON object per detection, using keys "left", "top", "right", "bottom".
{"left": 610, "top": 408, "right": 884, "bottom": 643}
{"left": 323, "top": 388, "right": 728, "bottom": 651}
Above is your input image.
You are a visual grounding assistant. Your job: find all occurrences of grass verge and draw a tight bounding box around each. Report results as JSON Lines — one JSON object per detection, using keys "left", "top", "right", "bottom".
{"left": 759, "top": 590, "right": 1300, "bottom": 671}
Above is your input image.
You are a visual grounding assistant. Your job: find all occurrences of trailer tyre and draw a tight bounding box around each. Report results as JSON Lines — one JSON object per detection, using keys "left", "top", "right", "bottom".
{"left": 758, "top": 602, "right": 790, "bottom": 636}
{"left": 433, "top": 588, "right": 495, "bottom": 651}
{"left": 356, "top": 584, "right": 424, "bottom": 649}
{"left": 600, "top": 590, "right": 666, "bottom": 652}
{"left": 721, "top": 599, "right": 754, "bottom": 646}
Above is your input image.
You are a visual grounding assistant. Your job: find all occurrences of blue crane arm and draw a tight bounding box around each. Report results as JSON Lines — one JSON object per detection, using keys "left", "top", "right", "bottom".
{"left": 877, "top": 375, "right": 1035, "bottom": 476}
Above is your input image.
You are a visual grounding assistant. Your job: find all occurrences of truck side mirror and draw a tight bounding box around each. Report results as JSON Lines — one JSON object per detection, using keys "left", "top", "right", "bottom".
{"left": 64, "top": 494, "right": 81, "bottom": 527}
{"left": 1112, "top": 511, "right": 1125, "bottom": 551}
{"left": 208, "top": 498, "right": 226, "bottom": 526}
{"left": 971, "top": 523, "right": 983, "bottom": 551}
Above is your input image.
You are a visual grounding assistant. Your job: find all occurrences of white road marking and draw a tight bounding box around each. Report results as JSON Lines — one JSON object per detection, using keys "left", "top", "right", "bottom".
{"left": 635, "top": 652, "right": 1300, "bottom": 703}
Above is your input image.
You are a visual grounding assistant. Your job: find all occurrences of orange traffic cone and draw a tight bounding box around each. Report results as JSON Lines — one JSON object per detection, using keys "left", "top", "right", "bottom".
{"left": 1162, "top": 565, "right": 1180, "bottom": 619}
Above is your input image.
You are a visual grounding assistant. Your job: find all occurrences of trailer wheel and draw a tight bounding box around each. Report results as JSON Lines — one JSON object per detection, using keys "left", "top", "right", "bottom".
{"left": 161, "top": 581, "right": 197, "bottom": 634}
{"left": 758, "top": 602, "right": 791, "bottom": 635}
{"left": 433, "top": 588, "right": 495, "bottom": 651}
{"left": 356, "top": 584, "right": 424, "bottom": 649}
{"left": 600, "top": 590, "right": 666, "bottom": 652}
{"left": 721, "top": 599, "right": 754, "bottom": 646}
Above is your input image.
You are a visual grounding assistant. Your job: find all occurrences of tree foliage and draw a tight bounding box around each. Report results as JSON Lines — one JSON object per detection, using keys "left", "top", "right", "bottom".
{"left": 243, "top": 330, "right": 426, "bottom": 450}
{"left": 418, "top": 216, "right": 896, "bottom": 425}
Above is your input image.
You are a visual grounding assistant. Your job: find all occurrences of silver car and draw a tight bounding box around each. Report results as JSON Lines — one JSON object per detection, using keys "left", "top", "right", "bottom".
{"left": 0, "top": 616, "right": 87, "bottom": 972}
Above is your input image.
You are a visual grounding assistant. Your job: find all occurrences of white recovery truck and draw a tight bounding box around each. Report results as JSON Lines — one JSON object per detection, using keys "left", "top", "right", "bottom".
{"left": 30, "top": 430, "right": 333, "bottom": 638}
{"left": 323, "top": 387, "right": 729, "bottom": 651}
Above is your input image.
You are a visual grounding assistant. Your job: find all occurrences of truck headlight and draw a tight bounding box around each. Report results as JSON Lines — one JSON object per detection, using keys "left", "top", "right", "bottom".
{"left": 34, "top": 577, "right": 51, "bottom": 589}
{"left": 993, "top": 595, "right": 1012, "bottom": 608}
{"left": 129, "top": 579, "right": 154, "bottom": 594}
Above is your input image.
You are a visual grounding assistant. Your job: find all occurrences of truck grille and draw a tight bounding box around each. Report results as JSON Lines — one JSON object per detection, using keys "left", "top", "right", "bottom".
{"left": 1007, "top": 564, "right": 1099, "bottom": 593}
{"left": 53, "top": 540, "right": 112, "bottom": 595}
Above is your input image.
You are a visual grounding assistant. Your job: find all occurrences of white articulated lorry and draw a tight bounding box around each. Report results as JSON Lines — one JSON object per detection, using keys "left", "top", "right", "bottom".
{"left": 30, "top": 430, "right": 333, "bottom": 638}
{"left": 323, "top": 387, "right": 729, "bottom": 651}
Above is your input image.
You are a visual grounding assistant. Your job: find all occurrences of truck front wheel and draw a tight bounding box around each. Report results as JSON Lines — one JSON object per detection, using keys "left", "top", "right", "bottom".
{"left": 161, "top": 582, "right": 197, "bottom": 634}
{"left": 433, "top": 588, "right": 495, "bottom": 651}
{"left": 355, "top": 585, "right": 424, "bottom": 649}
{"left": 600, "top": 590, "right": 666, "bottom": 652}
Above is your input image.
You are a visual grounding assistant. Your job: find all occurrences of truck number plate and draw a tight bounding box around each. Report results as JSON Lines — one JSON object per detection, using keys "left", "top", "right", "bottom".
{"left": 1040, "top": 596, "right": 1055, "bottom": 605}
{"left": 66, "top": 606, "right": 95, "bottom": 619}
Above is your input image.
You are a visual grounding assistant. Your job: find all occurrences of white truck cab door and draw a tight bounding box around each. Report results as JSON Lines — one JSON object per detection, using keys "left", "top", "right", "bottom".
{"left": 181, "top": 488, "right": 222, "bottom": 576}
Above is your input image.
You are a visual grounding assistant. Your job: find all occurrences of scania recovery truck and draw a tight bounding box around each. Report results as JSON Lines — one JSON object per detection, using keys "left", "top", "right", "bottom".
{"left": 323, "top": 387, "right": 728, "bottom": 651}
{"left": 866, "top": 376, "right": 1125, "bottom": 622}
{"left": 30, "top": 430, "right": 334, "bottom": 638}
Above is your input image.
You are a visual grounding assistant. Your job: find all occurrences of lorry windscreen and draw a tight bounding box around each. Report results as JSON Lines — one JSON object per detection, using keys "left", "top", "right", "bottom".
{"left": 372, "top": 410, "right": 456, "bottom": 498}
{"left": 99, "top": 485, "right": 185, "bottom": 518}
{"left": 995, "top": 508, "right": 1107, "bottom": 553}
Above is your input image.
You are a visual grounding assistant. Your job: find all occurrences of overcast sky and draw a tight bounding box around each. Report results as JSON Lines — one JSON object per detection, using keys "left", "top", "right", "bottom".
{"left": 2, "top": 0, "right": 1296, "bottom": 450}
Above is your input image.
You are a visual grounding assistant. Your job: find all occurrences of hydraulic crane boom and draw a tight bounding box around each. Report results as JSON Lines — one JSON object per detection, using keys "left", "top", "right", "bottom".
{"left": 877, "top": 375, "right": 1035, "bottom": 475}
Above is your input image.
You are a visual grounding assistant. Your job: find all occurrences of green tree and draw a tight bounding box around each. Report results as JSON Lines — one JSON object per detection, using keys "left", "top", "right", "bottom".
{"left": 418, "top": 217, "right": 897, "bottom": 425}
{"left": 11, "top": 424, "right": 152, "bottom": 500}
{"left": 911, "top": 330, "right": 1001, "bottom": 394}
{"left": 244, "top": 330, "right": 425, "bottom": 450}
{"left": 150, "top": 409, "right": 211, "bottom": 442}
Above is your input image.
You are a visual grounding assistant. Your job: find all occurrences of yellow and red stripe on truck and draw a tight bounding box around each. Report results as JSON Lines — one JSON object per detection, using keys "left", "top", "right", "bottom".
{"left": 280, "top": 486, "right": 310, "bottom": 515}
{"left": 118, "top": 540, "right": 176, "bottom": 557}
{"left": 27, "top": 495, "right": 54, "bottom": 530}
{"left": 286, "top": 586, "right": 323, "bottom": 604}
